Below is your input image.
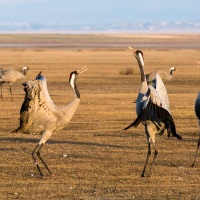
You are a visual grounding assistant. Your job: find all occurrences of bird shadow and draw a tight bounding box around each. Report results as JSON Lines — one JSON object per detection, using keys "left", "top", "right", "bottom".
{"left": 0, "top": 137, "right": 132, "bottom": 150}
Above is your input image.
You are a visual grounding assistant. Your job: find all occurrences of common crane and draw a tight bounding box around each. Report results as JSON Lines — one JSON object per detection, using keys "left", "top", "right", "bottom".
{"left": 146, "top": 67, "right": 176, "bottom": 85}
{"left": 124, "top": 47, "right": 182, "bottom": 177}
{"left": 0, "top": 66, "right": 29, "bottom": 101}
{"left": 191, "top": 92, "right": 200, "bottom": 167}
{"left": 12, "top": 67, "right": 88, "bottom": 178}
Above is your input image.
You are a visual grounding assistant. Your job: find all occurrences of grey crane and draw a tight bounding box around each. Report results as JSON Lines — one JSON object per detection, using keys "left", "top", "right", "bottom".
{"left": 12, "top": 66, "right": 88, "bottom": 178}
{"left": 0, "top": 66, "right": 29, "bottom": 101}
{"left": 124, "top": 47, "right": 182, "bottom": 177}
{"left": 146, "top": 67, "right": 176, "bottom": 85}
{"left": 191, "top": 92, "right": 200, "bottom": 167}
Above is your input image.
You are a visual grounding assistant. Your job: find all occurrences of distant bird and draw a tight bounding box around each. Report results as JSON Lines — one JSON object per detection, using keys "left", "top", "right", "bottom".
{"left": 0, "top": 66, "right": 29, "bottom": 101}
{"left": 12, "top": 67, "right": 88, "bottom": 178}
{"left": 191, "top": 92, "right": 200, "bottom": 167}
{"left": 124, "top": 47, "right": 182, "bottom": 177}
{"left": 146, "top": 67, "right": 176, "bottom": 85}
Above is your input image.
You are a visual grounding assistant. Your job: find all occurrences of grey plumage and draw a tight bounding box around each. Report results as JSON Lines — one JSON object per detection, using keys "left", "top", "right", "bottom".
{"left": 146, "top": 67, "right": 176, "bottom": 85}
{"left": 124, "top": 47, "right": 182, "bottom": 177}
{"left": 191, "top": 92, "right": 200, "bottom": 167}
{"left": 12, "top": 67, "right": 88, "bottom": 178}
{"left": 0, "top": 66, "right": 29, "bottom": 101}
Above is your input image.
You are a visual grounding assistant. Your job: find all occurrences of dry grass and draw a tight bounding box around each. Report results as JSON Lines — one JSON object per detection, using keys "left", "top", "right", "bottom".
{"left": 0, "top": 34, "right": 200, "bottom": 199}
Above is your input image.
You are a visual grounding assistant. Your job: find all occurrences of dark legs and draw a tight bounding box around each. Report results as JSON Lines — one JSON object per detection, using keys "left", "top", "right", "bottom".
{"left": 141, "top": 125, "right": 158, "bottom": 177}
{"left": 32, "top": 143, "right": 53, "bottom": 178}
{"left": 141, "top": 140, "right": 151, "bottom": 177}
{"left": 0, "top": 82, "right": 3, "bottom": 101}
{"left": 191, "top": 136, "right": 200, "bottom": 167}
{"left": 9, "top": 84, "right": 13, "bottom": 101}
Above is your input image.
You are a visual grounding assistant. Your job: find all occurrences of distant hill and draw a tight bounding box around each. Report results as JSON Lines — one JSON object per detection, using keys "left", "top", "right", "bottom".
{"left": 0, "top": 21, "right": 199, "bottom": 33}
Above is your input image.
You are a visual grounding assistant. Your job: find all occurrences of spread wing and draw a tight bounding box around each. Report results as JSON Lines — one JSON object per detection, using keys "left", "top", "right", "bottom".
{"left": 155, "top": 74, "right": 170, "bottom": 112}
{"left": 124, "top": 85, "right": 182, "bottom": 139}
{"left": 12, "top": 78, "right": 57, "bottom": 134}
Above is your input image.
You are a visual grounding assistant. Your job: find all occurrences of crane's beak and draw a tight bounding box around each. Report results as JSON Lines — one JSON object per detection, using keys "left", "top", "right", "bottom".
{"left": 128, "top": 46, "right": 136, "bottom": 56}
{"left": 77, "top": 66, "right": 88, "bottom": 76}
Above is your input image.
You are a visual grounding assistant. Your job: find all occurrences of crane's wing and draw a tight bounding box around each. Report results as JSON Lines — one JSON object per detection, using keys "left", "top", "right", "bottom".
{"left": 12, "top": 79, "right": 57, "bottom": 134}
{"left": 154, "top": 74, "right": 170, "bottom": 112}
{"left": 195, "top": 92, "right": 200, "bottom": 121}
{"left": 124, "top": 87, "right": 182, "bottom": 139}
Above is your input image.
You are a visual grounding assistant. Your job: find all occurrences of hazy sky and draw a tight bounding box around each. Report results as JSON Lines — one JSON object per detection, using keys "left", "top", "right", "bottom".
{"left": 0, "top": 0, "right": 199, "bottom": 24}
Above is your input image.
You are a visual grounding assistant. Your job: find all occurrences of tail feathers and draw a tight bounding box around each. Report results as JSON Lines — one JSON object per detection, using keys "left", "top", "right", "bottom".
{"left": 168, "top": 123, "right": 182, "bottom": 140}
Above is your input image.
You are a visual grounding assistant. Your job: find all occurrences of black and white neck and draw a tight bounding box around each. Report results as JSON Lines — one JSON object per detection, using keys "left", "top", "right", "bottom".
{"left": 69, "top": 71, "right": 80, "bottom": 99}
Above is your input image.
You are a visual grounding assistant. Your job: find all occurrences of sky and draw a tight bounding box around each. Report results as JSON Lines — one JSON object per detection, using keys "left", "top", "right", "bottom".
{"left": 0, "top": 0, "right": 199, "bottom": 25}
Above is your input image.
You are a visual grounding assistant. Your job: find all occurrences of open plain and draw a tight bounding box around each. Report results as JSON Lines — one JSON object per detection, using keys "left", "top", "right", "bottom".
{"left": 0, "top": 34, "right": 200, "bottom": 199}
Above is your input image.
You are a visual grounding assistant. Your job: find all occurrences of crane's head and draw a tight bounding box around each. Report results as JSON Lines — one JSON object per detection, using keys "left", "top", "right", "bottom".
{"left": 69, "top": 66, "right": 88, "bottom": 84}
{"left": 170, "top": 66, "right": 176, "bottom": 71}
{"left": 128, "top": 47, "right": 144, "bottom": 66}
{"left": 36, "top": 71, "right": 45, "bottom": 81}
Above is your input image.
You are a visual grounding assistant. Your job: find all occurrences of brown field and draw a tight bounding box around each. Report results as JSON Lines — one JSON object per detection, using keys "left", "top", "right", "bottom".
{"left": 0, "top": 34, "right": 200, "bottom": 199}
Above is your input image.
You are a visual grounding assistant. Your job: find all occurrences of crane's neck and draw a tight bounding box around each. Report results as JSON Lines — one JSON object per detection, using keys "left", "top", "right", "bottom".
{"left": 70, "top": 76, "right": 80, "bottom": 99}
{"left": 22, "top": 68, "right": 27, "bottom": 76}
{"left": 137, "top": 56, "right": 148, "bottom": 94}
{"left": 170, "top": 68, "right": 174, "bottom": 75}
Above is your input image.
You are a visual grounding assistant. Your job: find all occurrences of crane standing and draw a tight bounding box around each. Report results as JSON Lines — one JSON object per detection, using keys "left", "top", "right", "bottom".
{"left": 124, "top": 47, "right": 182, "bottom": 177}
{"left": 12, "top": 67, "right": 88, "bottom": 178}
{"left": 0, "top": 66, "right": 29, "bottom": 101}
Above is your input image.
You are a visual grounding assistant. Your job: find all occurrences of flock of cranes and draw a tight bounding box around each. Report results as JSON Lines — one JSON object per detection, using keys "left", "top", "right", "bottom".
{"left": 1, "top": 49, "right": 200, "bottom": 178}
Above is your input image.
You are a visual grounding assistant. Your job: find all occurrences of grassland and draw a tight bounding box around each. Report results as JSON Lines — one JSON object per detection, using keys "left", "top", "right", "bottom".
{"left": 0, "top": 34, "right": 200, "bottom": 199}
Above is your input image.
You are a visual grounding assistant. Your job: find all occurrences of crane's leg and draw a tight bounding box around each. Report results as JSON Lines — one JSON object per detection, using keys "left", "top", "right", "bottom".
{"left": 32, "top": 144, "right": 44, "bottom": 178}
{"left": 141, "top": 126, "right": 151, "bottom": 177}
{"left": 36, "top": 143, "right": 53, "bottom": 176}
{"left": 147, "top": 125, "right": 158, "bottom": 177}
{"left": 0, "top": 82, "right": 3, "bottom": 101}
{"left": 9, "top": 83, "right": 13, "bottom": 101}
{"left": 191, "top": 136, "right": 200, "bottom": 167}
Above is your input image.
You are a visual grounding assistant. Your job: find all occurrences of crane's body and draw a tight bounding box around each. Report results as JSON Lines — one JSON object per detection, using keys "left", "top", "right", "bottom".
{"left": 13, "top": 67, "right": 87, "bottom": 178}
{"left": 191, "top": 92, "right": 200, "bottom": 167}
{"left": 0, "top": 66, "right": 29, "bottom": 101}
{"left": 124, "top": 47, "right": 182, "bottom": 177}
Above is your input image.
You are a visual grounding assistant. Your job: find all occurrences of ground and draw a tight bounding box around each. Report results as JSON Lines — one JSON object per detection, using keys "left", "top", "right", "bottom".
{"left": 0, "top": 34, "right": 200, "bottom": 199}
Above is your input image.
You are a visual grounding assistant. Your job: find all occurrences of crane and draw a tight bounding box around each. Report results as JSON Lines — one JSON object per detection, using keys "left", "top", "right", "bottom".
{"left": 124, "top": 47, "right": 182, "bottom": 177}
{"left": 12, "top": 67, "right": 88, "bottom": 178}
{"left": 191, "top": 92, "right": 200, "bottom": 167}
{"left": 0, "top": 66, "right": 29, "bottom": 101}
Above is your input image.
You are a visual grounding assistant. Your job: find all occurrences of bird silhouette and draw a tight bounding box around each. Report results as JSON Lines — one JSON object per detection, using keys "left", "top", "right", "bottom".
{"left": 12, "top": 67, "right": 88, "bottom": 178}
{"left": 124, "top": 47, "right": 182, "bottom": 177}
{"left": 191, "top": 92, "right": 200, "bottom": 167}
{"left": 0, "top": 66, "right": 29, "bottom": 101}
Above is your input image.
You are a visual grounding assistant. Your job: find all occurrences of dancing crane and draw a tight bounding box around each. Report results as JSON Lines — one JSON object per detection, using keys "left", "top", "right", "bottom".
{"left": 124, "top": 47, "right": 182, "bottom": 177}
{"left": 12, "top": 67, "right": 88, "bottom": 178}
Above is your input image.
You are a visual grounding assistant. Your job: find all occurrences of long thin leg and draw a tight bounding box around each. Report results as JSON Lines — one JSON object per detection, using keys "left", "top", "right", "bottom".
{"left": 0, "top": 82, "right": 3, "bottom": 101}
{"left": 147, "top": 145, "right": 158, "bottom": 177}
{"left": 141, "top": 140, "right": 151, "bottom": 177}
{"left": 141, "top": 126, "right": 151, "bottom": 177}
{"left": 9, "top": 83, "right": 13, "bottom": 101}
{"left": 37, "top": 143, "right": 53, "bottom": 176}
{"left": 191, "top": 136, "right": 200, "bottom": 167}
{"left": 32, "top": 144, "right": 43, "bottom": 178}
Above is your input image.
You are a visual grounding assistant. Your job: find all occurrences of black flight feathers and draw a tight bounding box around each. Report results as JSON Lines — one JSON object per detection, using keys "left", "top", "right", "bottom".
{"left": 124, "top": 90, "right": 182, "bottom": 140}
